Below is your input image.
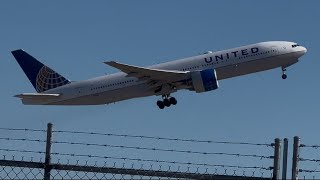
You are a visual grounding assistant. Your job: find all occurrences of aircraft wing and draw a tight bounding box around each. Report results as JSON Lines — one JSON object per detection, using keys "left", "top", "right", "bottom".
{"left": 14, "top": 93, "right": 61, "bottom": 99}
{"left": 104, "top": 61, "right": 189, "bottom": 82}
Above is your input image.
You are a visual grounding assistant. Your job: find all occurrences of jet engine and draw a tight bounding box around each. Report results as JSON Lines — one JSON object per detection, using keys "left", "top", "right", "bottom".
{"left": 190, "top": 69, "right": 219, "bottom": 93}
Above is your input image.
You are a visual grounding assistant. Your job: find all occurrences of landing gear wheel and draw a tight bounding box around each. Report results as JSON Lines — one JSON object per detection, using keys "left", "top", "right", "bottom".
{"left": 282, "top": 74, "right": 287, "bottom": 79}
{"left": 169, "top": 97, "right": 177, "bottom": 105}
{"left": 163, "top": 98, "right": 171, "bottom": 107}
{"left": 281, "top": 67, "right": 287, "bottom": 80}
{"left": 157, "top": 100, "right": 164, "bottom": 109}
{"left": 157, "top": 94, "right": 177, "bottom": 108}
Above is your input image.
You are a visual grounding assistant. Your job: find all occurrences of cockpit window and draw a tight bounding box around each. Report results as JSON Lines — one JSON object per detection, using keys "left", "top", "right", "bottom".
{"left": 292, "top": 44, "right": 300, "bottom": 48}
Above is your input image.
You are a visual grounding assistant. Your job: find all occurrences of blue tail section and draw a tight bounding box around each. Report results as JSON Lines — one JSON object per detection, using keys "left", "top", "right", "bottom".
{"left": 11, "top": 49, "right": 71, "bottom": 93}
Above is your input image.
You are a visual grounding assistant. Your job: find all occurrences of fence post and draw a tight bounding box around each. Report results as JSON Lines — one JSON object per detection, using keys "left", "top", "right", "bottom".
{"left": 292, "top": 136, "right": 300, "bottom": 180}
{"left": 44, "top": 123, "right": 53, "bottom": 180}
{"left": 273, "top": 138, "right": 281, "bottom": 180}
{"left": 282, "top": 138, "right": 288, "bottom": 180}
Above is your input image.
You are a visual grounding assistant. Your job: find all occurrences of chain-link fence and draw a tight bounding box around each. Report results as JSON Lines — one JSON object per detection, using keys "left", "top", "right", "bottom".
{"left": 0, "top": 123, "right": 280, "bottom": 180}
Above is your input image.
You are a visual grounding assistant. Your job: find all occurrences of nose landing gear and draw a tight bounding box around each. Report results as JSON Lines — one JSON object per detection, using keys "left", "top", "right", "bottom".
{"left": 156, "top": 95, "right": 177, "bottom": 109}
{"left": 281, "top": 67, "right": 287, "bottom": 79}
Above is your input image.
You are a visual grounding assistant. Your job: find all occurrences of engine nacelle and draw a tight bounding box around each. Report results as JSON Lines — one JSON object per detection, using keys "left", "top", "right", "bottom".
{"left": 190, "top": 69, "right": 219, "bottom": 93}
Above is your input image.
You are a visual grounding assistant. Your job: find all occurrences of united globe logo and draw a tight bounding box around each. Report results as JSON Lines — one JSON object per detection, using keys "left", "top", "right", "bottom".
{"left": 36, "top": 66, "right": 70, "bottom": 92}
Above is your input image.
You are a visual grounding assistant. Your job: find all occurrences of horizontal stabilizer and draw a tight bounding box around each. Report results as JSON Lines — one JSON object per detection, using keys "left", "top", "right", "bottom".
{"left": 14, "top": 93, "right": 61, "bottom": 99}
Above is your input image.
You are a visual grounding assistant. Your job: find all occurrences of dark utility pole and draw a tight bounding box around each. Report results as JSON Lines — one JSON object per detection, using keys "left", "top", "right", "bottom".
{"left": 44, "top": 123, "right": 53, "bottom": 180}
{"left": 292, "top": 136, "right": 300, "bottom": 180}
{"left": 273, "top": 138, "right": 281, "bottom": 180}
{"left": 282, "top": 138, "right": 288, "bottom": 180}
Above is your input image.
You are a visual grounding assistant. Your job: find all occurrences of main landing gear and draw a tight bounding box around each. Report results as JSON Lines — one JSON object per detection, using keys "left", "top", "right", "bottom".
{"left": 157, "top": 95, "right": 177, "bottom": 109}
{"left": 281, "top": 67, "right": 287, "bottom": 80}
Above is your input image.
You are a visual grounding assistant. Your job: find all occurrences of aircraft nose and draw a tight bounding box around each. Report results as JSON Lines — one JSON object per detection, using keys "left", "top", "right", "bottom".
{"left": 301, "top": 46, "right": 307, "bottom": 54}
{"left": 295, "top": 46, "right": 307, "bottom": 59}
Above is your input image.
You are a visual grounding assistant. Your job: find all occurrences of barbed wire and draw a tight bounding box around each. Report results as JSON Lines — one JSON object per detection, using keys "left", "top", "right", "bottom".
{"left": 300, "top": 158, "right": 320, "bottom": 163}
{"left": 299, "top": 169, "right": 320, "bottom": 173}
{"left": 0, "top": 147, "right": 272, "bottom": 171}
{"left": 0, "top": 137, "right": 272, "bottom": 160}
{"left": 0, "top": 126, "right": 275, "bottom": 179}
{"left": 0, "top": 127, "right": 46, "bottom": 133}
{"left": 0, "top": 148, "right": 45, "bottom": 155}
{"left": 52, "top": 130, "right": 272, "bottom": 147}
{"left": 300, "top": 144, "right": 320, "bottom": 149}
{"left": 0, "top": 147, "right": 272, "bottom": 172}
{"left": 0, "top": 137, "right": 46, "bottom": 143}
{"left": 0, "top": 127, "right": 273, "bottom": 147}
{"left": 52, "top": 151, "right": 273, "bottom": 171}
{"left": 52, "top": 140, "right": 273, "bottom": 159}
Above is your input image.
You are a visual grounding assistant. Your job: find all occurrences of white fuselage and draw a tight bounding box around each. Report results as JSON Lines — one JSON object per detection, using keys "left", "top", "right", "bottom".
{"left": 22, "top": 41, "right": 307, "bottom": 105}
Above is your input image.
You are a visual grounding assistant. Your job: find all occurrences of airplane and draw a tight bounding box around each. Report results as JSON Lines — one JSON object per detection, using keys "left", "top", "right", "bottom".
{"left": 11, "top": 41, "right": 307, "bottom": 109}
